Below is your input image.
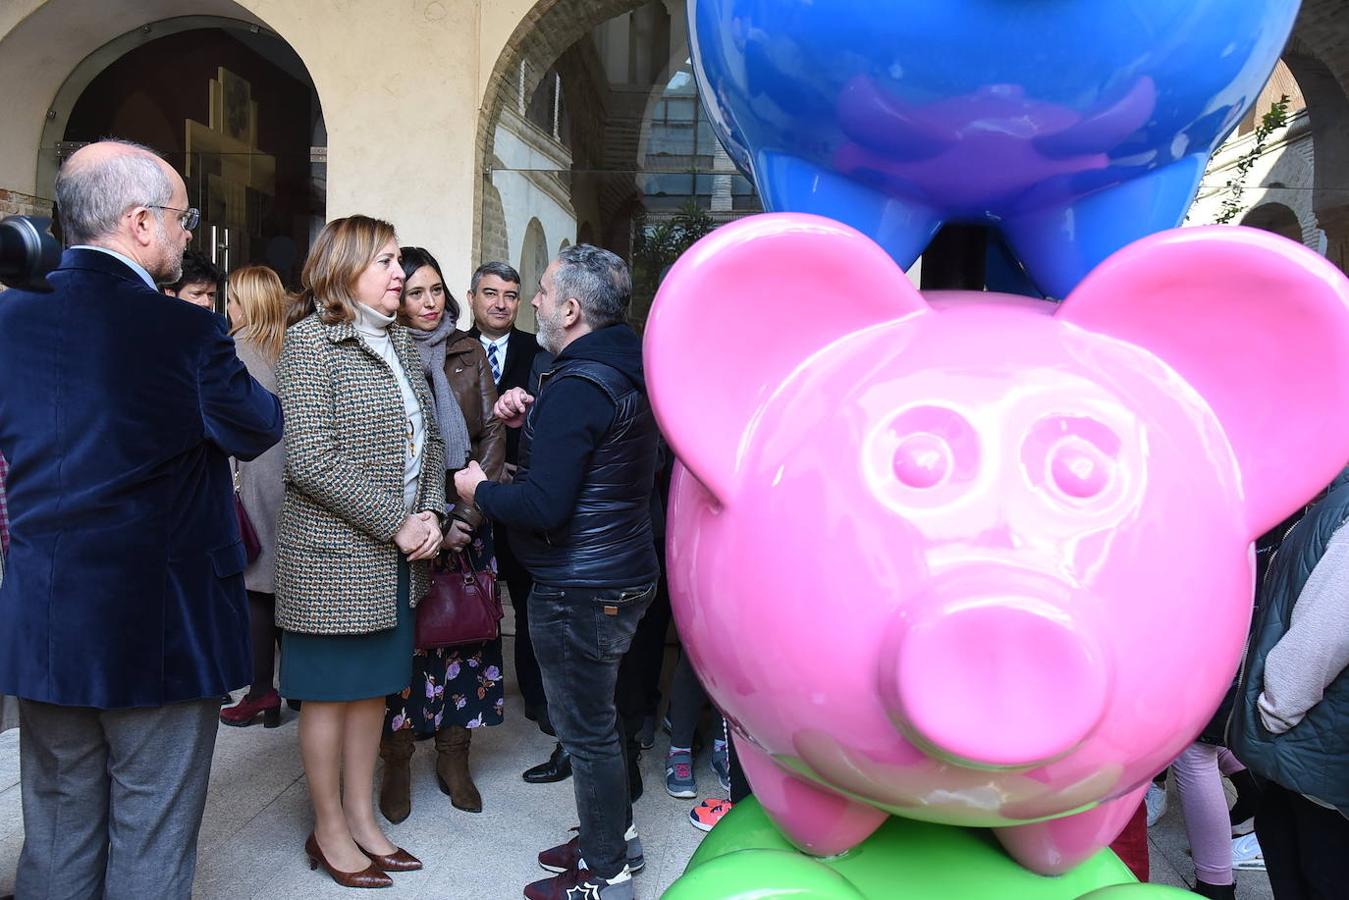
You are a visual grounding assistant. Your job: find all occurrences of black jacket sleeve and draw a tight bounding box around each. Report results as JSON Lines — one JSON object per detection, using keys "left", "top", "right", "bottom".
{"left": 474, "top": 376, "right": 612, "bottom": 531}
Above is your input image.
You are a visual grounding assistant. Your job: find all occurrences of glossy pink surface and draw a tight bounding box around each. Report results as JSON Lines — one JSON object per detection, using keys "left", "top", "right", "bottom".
{"left": 644, "top": 213, "right": 1349, "bottom": 874}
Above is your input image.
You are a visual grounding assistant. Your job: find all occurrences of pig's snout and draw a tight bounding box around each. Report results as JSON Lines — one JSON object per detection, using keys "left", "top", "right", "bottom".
{"left": 881, "top": 602, "right": 1108, "bottom": 769}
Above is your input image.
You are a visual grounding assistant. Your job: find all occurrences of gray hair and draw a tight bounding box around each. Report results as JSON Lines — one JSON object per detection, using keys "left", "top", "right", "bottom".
{"left": 55, "top": 140, "right": 173, "bottom": 245}
{"left": 470, "top": 260, "right": 522, "bottom": 293}
{"left": 553, "top": 244, "right": 630, "bottom": 328}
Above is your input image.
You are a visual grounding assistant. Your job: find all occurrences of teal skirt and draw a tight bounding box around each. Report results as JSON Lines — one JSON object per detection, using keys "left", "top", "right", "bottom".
{"left": 280, "top": 559, "right": 414, "bottom": 702}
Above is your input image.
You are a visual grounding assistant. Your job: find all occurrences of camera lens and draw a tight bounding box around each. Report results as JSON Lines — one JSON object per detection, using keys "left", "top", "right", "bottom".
{"left": 0, "top": 216, "right": 62, "bottom": 292}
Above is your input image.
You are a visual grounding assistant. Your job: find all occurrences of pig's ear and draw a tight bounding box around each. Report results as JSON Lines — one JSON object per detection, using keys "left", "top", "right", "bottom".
{"left": 1056, "top": 225, "right": 1349, "bottom": 536}
{"left": 644, "top": 213, "right": 928, "bottom": 502}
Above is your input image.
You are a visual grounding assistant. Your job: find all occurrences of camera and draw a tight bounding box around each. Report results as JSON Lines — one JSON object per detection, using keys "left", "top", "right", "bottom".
{"left": 1, "top": 215, "right": 62, "bottom": 292}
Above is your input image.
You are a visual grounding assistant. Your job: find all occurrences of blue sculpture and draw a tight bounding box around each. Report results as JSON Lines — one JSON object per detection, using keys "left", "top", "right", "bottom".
{"left": 688, "top": 0, "right": 1299, "bottom": 296}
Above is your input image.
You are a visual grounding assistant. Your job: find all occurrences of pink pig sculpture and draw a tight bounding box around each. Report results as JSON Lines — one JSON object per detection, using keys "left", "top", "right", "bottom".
{"left": 643, "top": 213, "right": 1349, "bottom": 876}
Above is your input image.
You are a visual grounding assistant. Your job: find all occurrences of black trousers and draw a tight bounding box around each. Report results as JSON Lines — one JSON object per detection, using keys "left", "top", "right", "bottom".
{"left": 614, "top": 549, "right": 671, "bottom": 735}
{"left": 500, "top": 531, "right": 548, "bottom": 719}
{"left": 1255, "top": 781, "right": 1349, "bottom": 900}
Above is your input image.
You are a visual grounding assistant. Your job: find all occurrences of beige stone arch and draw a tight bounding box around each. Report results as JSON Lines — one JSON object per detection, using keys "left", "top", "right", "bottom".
{"left": 1, "top": 0, "right": 486, "bottom": 277}
{"left": 30, "top": 12, "right": 307, "bottom": 201}
{"left": 517, "top": 216, "right": 550, "bottom": 333}
{"left": 473, "top": 0, "right": 660, "bottom": 266}
{"left": 1289, "top": 3, "right": 1349, "bottom": 268}
{"left": 0, "top": 1, "right": 280, "bottom": 212}
{"left": 1241, "top": 202, "right": 1302, "bottom": 242}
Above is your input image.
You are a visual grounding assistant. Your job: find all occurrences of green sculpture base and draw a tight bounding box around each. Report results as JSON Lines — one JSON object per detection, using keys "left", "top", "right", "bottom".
{"left": 665, "top": 798, "right": 1193, "bottom": 899}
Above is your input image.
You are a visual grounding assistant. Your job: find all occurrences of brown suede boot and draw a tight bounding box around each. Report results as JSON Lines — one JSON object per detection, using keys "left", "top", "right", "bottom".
{"left": 378, "top": 728, "right": 415, "bottom": 824}
{"left": 435, "top": 724, "right": 482, "bottom": 812}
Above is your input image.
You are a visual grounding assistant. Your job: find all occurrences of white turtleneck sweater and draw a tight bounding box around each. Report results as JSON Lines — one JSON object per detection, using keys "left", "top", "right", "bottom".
{"left": 354, "top": 302, "right": 425, "bottom": 512}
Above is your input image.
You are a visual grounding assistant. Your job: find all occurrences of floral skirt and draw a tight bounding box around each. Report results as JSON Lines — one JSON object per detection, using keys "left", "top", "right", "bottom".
{"left": 384, "top": 522, "right": 505, "bottom": 735}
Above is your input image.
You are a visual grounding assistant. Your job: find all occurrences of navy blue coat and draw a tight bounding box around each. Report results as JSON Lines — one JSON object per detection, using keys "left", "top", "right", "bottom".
{"left": 0, "top": 249, "right": 283, "bottom": 708}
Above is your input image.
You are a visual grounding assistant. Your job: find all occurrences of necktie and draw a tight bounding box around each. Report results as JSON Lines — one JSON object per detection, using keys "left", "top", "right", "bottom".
{"left": 488, "top": 341, "right": 502, "bottom": 383}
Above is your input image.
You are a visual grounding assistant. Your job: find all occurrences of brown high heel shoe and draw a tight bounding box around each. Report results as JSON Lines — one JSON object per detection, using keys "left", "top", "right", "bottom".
{"left": 359, "top": 844, "right": 423, "bottom": 872}
{"left": 304, "top": 832, "right": 392, "bottom": 888}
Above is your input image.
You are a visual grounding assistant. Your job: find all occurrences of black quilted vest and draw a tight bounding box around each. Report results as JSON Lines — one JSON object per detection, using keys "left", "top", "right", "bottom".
{"left": 1231, "top": 468, "right": 1349, "bottom": 815}
{"left": 514, "top": 358, "right": 659, "bottom": 588}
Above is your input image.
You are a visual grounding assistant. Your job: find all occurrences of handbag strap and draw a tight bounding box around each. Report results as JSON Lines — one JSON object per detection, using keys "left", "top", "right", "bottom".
{"left": 449, "top": 551, "right": 493, "bottom": 596}
{"left": 453, "top": 553, "right": 501, "bottom": 615}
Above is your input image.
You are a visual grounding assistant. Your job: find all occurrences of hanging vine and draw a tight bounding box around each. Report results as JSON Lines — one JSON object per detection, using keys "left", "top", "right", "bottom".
{"left": 1215, "top": 94, "right": 1292, "bottom": 224}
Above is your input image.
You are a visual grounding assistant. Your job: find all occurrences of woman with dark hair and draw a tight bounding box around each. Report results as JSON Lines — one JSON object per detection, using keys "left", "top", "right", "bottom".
{"left": 275, "top": 216, "right": 446, "bottom": 888}
{"left": 379, "top": 246, "right": 507, "bottom": 821}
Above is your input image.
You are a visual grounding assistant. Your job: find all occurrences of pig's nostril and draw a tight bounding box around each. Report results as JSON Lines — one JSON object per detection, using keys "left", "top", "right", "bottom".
{"left": 885, "top": 604, "right": 1108, "bottom": 769}
{"left": 893, "top": 433, "right": 951, "bottom": 488}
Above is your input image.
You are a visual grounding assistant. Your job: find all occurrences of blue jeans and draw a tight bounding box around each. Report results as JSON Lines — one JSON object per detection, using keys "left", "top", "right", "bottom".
{"left": 529, "top": 580, "right": 656, "bottom": 878}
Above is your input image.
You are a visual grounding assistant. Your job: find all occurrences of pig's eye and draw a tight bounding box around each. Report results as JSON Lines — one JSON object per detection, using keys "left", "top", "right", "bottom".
{"left": 893, "top": 432, "right": 951, "bottom": 489}
{"left": 1023, "top": 417, "right": 1120, "bottom": 502}
{"left": 1047, "top": 437, "right": 1111, "bottom": 499}
{"left": 883, "top": 406, "right": 978, "bottom": 493}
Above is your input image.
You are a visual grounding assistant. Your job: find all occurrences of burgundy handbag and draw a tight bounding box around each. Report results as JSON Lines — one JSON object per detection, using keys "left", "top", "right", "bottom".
{"left": 233, "top": 487, "right": 262, "bottom": 564}
{"left": 415, "top": 552, "right": 502, "bottom": 649}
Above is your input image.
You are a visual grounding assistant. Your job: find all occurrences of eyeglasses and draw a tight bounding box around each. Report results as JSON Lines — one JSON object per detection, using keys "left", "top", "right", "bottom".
{"left": 148, "top": 205, "right": 200, "bottom": 232}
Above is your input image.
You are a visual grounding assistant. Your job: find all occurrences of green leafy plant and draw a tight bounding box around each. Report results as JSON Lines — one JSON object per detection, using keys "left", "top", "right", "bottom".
{"left": 630, "top": 199, "right": 718, "bottom": 329}
{"left": 1215, "top": 94, "right": 1291, "bottom": 225}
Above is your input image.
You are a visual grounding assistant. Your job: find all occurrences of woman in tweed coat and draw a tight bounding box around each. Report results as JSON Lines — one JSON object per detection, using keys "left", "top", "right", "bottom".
{"left": 274, "top": 216, "right": 446, "bottom": 888}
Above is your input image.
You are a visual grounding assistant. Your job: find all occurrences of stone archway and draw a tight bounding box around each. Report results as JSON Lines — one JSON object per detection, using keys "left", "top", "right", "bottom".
{"left": 0, "top": 0, "right": 283, "bottom": 216}
{"left": 1290, "top": 3, "right": 1349, "bottom": 269}
{"left": 472, "top": 0, "right": 658, "bottom": 266}
{"left": 517, "top": 217, "right": 550, "bottom": 333}
{"left": 1242, "top": 202, "right": 1303, "bottom": 242}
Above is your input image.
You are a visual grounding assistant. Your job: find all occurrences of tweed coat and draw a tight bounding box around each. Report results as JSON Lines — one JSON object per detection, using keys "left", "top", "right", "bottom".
{"left": 274, "top": 310, "right": 446, "bottom": 634}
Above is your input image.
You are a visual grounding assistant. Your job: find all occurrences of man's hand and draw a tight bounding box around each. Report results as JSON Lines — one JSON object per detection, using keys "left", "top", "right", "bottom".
{"left": 442, "top": 518, "right": 474, "bottom": 552}
{"left": 493, "top": 387, "right": 534, "bottom": 428}
{"left": 502, "top": 462, "right": 518, "bottom": 484}
{"left": 454, "top": 460, "right": 489, "bottom": 506}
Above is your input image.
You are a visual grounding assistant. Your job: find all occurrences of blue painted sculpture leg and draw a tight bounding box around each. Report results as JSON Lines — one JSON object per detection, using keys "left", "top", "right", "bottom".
{"left": 1001, "top": 159, "right": 1206, "bottom": 298}
{"left": 733, "top": 735, "right": 888, "bottom": 857}
{"left": 754, "top": 151, "right": 943, "bottom": 273}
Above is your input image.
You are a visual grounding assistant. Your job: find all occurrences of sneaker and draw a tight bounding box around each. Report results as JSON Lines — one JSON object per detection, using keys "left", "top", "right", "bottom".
{"left": 666, "top": 749, "right": 697, "bottom": 799}
{"left": 1232, "top": 833, "right": 1265, "bottom": 871}
{"left": 524, "top": 863, "right": 634, "bottom": 900}
{"left": 637, "top": 715, "right": 657, "bottom": 751}
{"left": 689, "top": 798, "right": 733, "bottom": 832}
{"left": 1145, "top": 782, "right": 1168, "bottom": 827}
{"left": 538, "top": 826, "right": 644, "bottom": 874}
{"left": 711, "top": 741, "right": 730, "bottom": 792}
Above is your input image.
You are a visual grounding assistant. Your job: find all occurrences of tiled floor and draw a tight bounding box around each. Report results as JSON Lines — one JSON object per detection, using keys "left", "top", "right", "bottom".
{"left": 0, "top": 632, "right": 1273, "bottom": 898}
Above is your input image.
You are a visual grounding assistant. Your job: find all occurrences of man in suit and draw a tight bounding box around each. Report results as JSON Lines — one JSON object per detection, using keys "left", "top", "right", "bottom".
{"left": 467, "top": 262, "right": 555, "bottom": 752}
{"left": 0, "top": 139, "right": 283, "bottom": 898}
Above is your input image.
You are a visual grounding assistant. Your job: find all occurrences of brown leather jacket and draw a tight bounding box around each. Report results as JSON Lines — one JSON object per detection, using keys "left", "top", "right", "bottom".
{"left": 445, "top": 330, "right": 504, "bottom": 526}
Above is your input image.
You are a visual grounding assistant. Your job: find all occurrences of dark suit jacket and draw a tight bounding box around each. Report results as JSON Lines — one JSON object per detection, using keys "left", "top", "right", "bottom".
{"left": 469, "top": 325, "right": 541, "bottom": 465}
{"left": 0, "top": 249, "right": 283, "bottom": 708}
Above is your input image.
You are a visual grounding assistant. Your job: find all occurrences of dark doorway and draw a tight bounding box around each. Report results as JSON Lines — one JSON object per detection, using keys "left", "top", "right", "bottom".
{"left": 63, "top": 26, "right": 323, "bottom": 286}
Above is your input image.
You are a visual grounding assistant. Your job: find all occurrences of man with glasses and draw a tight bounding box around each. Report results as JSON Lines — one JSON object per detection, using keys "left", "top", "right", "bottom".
{"left": 0, "top": 139, "right": 281, "bottom": 898}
